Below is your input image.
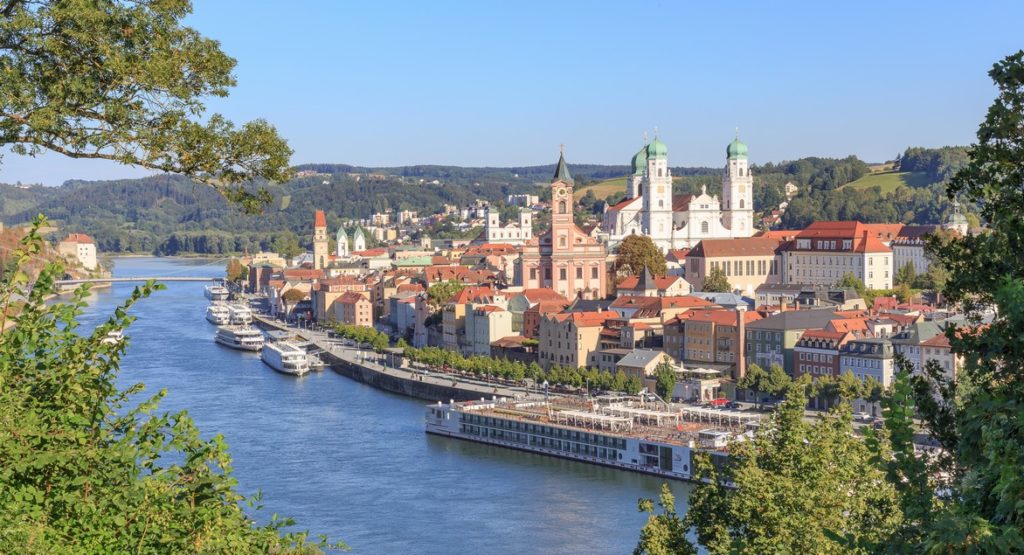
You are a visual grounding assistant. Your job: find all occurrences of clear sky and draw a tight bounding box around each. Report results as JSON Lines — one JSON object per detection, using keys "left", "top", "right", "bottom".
{"left": 3, "top": 1, "right": 1023, "bottom": 185}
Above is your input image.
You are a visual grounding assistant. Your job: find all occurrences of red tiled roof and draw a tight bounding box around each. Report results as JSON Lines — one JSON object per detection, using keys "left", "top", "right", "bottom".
{"left": 338, "top": 291, "right": 368, "bottom": 304}
{"left": 606, "top": 197, "right": 640, "bottom": 212}
{"left": 672, "top": 195, "right": 695, "bottom": 212}
{"left": 314, "top": 209, "right": 327, "bottom": 228}
{"left": 799, "top": 329, "right": 848, "bottom": 341}
{"left": 519, "top": 288, "right": 569, "bottom": 303}
{"left": 920, "top": 334, "right": 951, "bottom": 348}
{"left": 352, "top": 248, "right": 388, "bottom": 257}
{"left": 525, "top": 300, "right": 570, "bottom": 315}
{"left": 282, "top": 268, "right": 325, "bottom": 281}
{"left": 829, "top": 318, "right": 868, "bottom": 332}
{"left": 62, "top": 233, "right": 94, "bottom": 244}
{"left": 550, "top": 310, "right": 616, "bottom": 327}
{"left": 618, "top": 275, "right": 680, "bottom": 291}
{"left": 687, "top": 237, "right": 781, "bottom": 258}
{"left": 667, "top": 249, "right": 690, "bottom": 262}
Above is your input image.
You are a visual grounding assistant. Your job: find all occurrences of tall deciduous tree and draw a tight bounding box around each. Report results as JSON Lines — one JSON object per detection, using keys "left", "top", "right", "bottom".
{"left": 701, "top": 266, "right": 731, "bottom": 293}
{"left": 683, "top": 382, "right": 903, "bottom": 554}
{"left": 914, "top": 49, "right": 1024, "bottom": 552}
{"left": 615, "top": 235, "right": 667, "bottom": 278}
{"left": 737, "top": 363, "right": 767, "bottom": 407}
{"left": 634, "top": 484, "right": 695, "bottom": 555}
{"left": 0, "top": 1, "right": 292, "bottom": 213}
{"left": 653, "top": 360, "right": 677, "bottom": 401}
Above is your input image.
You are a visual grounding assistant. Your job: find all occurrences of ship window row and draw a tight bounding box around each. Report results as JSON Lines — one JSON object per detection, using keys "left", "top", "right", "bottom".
{"left": 460, "top": 414, "right": 626, "bottom": 449}
{"left": 459, "top": 424, "right": 621, "bottom": 460}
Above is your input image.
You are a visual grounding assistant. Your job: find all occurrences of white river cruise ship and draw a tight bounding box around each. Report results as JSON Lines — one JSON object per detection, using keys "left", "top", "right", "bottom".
{"left": 261, "top": 341, "right": 311, "bottom": 376}
{"left": 426, "top": 395, "right": 759, "bottom": 481}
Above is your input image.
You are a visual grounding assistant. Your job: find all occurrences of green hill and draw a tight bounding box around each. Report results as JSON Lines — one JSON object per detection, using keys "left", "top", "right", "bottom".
{"left": 840, "top": 171, "right": 934, "bottom": 194}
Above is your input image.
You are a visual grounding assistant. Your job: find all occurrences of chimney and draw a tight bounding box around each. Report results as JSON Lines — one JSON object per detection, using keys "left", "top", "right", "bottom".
{"left": 779, "top": 299, "right": 787, "bottom": 313}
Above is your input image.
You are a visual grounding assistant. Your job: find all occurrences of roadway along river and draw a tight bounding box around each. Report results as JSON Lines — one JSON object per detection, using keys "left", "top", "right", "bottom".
{"left": 75, "top": 257, "right": 694, "bottom": 554}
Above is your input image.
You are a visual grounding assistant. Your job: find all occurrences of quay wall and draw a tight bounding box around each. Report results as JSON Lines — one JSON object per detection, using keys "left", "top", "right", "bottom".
{"left": 252, "top": 315, "right": 517, "bottom": 403}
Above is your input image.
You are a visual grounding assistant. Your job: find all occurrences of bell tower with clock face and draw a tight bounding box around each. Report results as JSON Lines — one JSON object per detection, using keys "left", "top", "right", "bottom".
{"left": 551, "top": 146, "right": 574, "bottom": 252}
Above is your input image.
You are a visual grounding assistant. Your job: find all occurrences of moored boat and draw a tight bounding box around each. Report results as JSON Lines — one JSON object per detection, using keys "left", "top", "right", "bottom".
{"left": 261, "top": 341, "right": 311, "bottom": 376}
{"left": 204, "top": 284, "right": 230, "bottom": 301}
{"left": 206, "top": 303, "right": 231, "bottom": 325}
{"left": 227, "top": 304, "right": 253, "bottom": 325}
{"left": 214, "top": 326, "right": 264, "bottom": 351}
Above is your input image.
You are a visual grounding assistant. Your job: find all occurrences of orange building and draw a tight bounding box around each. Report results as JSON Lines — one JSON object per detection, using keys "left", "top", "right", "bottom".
{"left": 520, "top": 150, "right": 608, "bottom": 299}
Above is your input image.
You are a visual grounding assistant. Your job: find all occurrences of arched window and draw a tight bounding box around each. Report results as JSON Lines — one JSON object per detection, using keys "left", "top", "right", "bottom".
{"left": 739, "top": 168, "right": 743, "bottom": 177}
{"left": 559, "top": 201, "right": 567, "bottom": 214}
{"left": 739, "top": 199, "right": 745, "bottom": 209}
{"left": 658, "top": 168, "right": 663, "bottom": 177}
{"left": 659, "top": 200, "right": 664, "bottom": 208}
{"left": 559, "top": 236, "right": 567, "bottom": 247}
{"left": 701, "top": 221, "right": 709, "bottom": 234}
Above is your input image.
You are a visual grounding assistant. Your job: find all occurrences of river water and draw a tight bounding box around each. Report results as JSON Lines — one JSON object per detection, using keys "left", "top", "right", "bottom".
{"left": 74, "top": 257, "right": 693, "bottom": 554}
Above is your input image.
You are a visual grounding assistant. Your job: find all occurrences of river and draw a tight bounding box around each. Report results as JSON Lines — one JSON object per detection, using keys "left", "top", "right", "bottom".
{"left": 73, "top": 256, "right": 693, "bottom": 554}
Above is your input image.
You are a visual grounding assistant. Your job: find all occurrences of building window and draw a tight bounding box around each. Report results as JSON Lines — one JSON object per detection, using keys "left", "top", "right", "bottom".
{"left": 739, "top": 199, "right": 745, "bottom": 209}
{"left": 592, "top": 267, "right": 598, "bottom": 279}
{"left": 559, "top": 236, "right": 566, "bottom": 247}
{"left": 576, "top": 267, "right": 583, "bottom": 279}
{"left": 530, "top": 268, "right": 537, "bottom": 280}
{"left": 559, "top": 201, "right": 567, "bottom": 214}
{"left": 545, "top": 268, "right": 551, "bottom": 280}
{"left": 560, "top": 268, "right": 567, "bottom": 280}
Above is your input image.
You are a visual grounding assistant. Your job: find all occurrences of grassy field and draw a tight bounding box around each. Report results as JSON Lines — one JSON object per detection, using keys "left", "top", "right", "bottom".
{"left": 840, "top": 171, "right": 933, "bottom": 194}
{"left": 574, "top": 177, "right": 626, "bottom": 200}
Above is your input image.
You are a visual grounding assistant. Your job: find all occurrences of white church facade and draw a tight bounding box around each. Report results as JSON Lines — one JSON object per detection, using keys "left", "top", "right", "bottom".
{"left": 600, "top": 135, "right": 755, "bottom": 252}
{"left": 476, "top": 204, "right": 533, "bottom": 245}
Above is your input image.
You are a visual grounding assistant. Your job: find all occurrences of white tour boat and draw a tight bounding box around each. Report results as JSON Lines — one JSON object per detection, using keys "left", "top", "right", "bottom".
{"left": 214, "top": 326, "right": 264, "bottom": 351}
{"left": 227, "top": 304, "right": 253, "bottom": 325}
{"left": 206, "top": 304, "right": 231, "bottom": 325}
{"left": 101, "top": 330, "right": 125, "bottom": 345}
{"left": 261, "top": 341, "right": 311, "bottom": 376}
{"left": 204, "top": 284, "right": 230, "bottom": 301}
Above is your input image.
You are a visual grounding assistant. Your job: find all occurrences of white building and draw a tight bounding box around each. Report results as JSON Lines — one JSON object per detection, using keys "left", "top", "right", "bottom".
{"left": 336, "top": 227, "right": 349, "bottom": 258}
{"left": 353, "top": 228, "right": 367, "bottom": 252}
{"left": 601, "top": 134, "right": 754, "bottom": 252}
{"left": 779, "top": 221, "right": 894, "bottom": 290}
{"left": 57, "top": 233, "right": 98, "bottom": 271}
{"left": 480, "top": 204, "right": 533, "bottom": 245}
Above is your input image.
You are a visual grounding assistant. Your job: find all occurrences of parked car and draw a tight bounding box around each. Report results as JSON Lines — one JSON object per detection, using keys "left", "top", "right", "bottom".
{"left": 725, "top": 401, "right": 742, "bottom": 410}
{"left": 854, "top": 412, "right": 874, "bottom": 422}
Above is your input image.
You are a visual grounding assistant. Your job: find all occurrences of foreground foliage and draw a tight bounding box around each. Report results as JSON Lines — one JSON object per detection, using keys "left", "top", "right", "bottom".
{"left": 636, "top": 48, "right": 1024, "bottom": 554}
{"left": 0, "top": 0, "right": 292, "bottom": 212}
{"left": 0, "top": 217, "right": 341, "bottom": 553}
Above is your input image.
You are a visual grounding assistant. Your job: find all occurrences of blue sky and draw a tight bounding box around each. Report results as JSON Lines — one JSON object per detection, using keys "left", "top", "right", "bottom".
{"left": 4, "top": 1, "right": 1022, "bottom": 185}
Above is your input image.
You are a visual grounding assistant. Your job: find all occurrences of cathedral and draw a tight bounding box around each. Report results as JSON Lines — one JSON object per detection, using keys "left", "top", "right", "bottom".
{"left": 600, "top": 134, "right": 755, "bottom": 251}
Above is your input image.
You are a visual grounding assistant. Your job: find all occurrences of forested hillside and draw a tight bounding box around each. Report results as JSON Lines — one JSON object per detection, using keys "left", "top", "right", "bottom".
{"left": 0, "top": 148, "right": 977, "bottom": 255}
{"left": 780, "top": 146, "right": 974, "bottom": 228}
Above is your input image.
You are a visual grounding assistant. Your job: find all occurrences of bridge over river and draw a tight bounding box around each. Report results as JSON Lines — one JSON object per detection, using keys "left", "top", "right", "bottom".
{"left": 54, "top": 277, "right": 222, "bottom": 285}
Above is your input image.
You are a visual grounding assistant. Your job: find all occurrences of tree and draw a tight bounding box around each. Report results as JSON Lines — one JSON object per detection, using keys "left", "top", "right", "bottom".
{"left": 911, "top": 49, "right": 1024, "bottom": 552}
{"left": 894, "top": 262, "right": 917, "bottom": 287}
{"left": 624, "top": 376, "right": 644, "bottom": 395}
{"left": 738, "top": 363, "right": 768, "bottom": 408}
{"left": 653, "top": 361, "right": 677, "bottom": 401}
{"left": 0, "top": 218, "right": 338, "bottom": 552}
{"left": 615, "top": 234, "right": 667, "bottom": 277}
{"left": 426, "top": 280, "right": 465, "bottom": 310}
{"left": 0, "top": 1, "right": 292, "bottom": 213}
{"left": 701, "top": 266, "right": 731, "bottom": 293}
{"left": 272, "top": 231, "right": 303, "bottom": 260}
{"left": 763, "top": 363, "right": 792, "bottom": 399}
{"left": 280, "top": 287, "right": 306, "bottom": 317}
{"left": 634, "top": 484, "right": 696, "bottom": 555}
{"left": 681, "top": 382, "right": 902, "bottom": 554}
{"left": 225, "top": 257, "right": 247, "bottom": 283}
{"left": 836, "top": 272, "right": 867, "bottom": 299}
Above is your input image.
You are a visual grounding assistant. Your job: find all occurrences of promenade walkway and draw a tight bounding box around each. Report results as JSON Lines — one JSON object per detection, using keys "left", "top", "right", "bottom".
{"left": 252, "top": 313, "right": 524, "bottom": 401}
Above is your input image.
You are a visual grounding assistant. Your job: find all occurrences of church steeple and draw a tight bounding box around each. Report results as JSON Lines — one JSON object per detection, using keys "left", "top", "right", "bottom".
{"left": 553, "top": 145, "right": 573, "bottom": 185}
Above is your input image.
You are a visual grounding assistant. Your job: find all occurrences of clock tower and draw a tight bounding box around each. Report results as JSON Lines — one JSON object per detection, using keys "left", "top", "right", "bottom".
{"left": 551, "top": 145, "right": 574, "bottom": 252}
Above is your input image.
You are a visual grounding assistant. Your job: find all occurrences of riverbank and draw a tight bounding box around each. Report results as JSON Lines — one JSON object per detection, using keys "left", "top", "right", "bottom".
{"left": 252, "top": 314, "right": 522, "bottom": 402}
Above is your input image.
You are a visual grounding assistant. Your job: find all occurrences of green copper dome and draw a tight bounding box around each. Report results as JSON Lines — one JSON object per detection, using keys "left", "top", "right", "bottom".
{"left": 727, "top": 137, "right": 748, "bottom": 160}
{"left": 646, "top": 138, "right": 668, "bottom": 160}
{"left": 630, "top": 146, "right": 648, "bottom": 175}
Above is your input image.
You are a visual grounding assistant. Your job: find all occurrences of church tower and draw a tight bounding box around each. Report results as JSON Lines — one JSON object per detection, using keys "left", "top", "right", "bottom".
{"left": 336, "top": 226, "right": 349, "bottom": 258}
{"left": 550, "top": 147, "right": 575, "bottom": 249}
{"left": 312, "top": 210, "right": 328, "bottom": 269}
{"left": 353, "top": 227, "right": 366, "bottom": 252}
{"left": 625, "top": 143, "right": 647, "bottom": 199}
{"left": 642, "top": 137, "right": 673, "bottom": 250}
{"left": 722, "top": 133, "right": 753, "bottom": 237}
